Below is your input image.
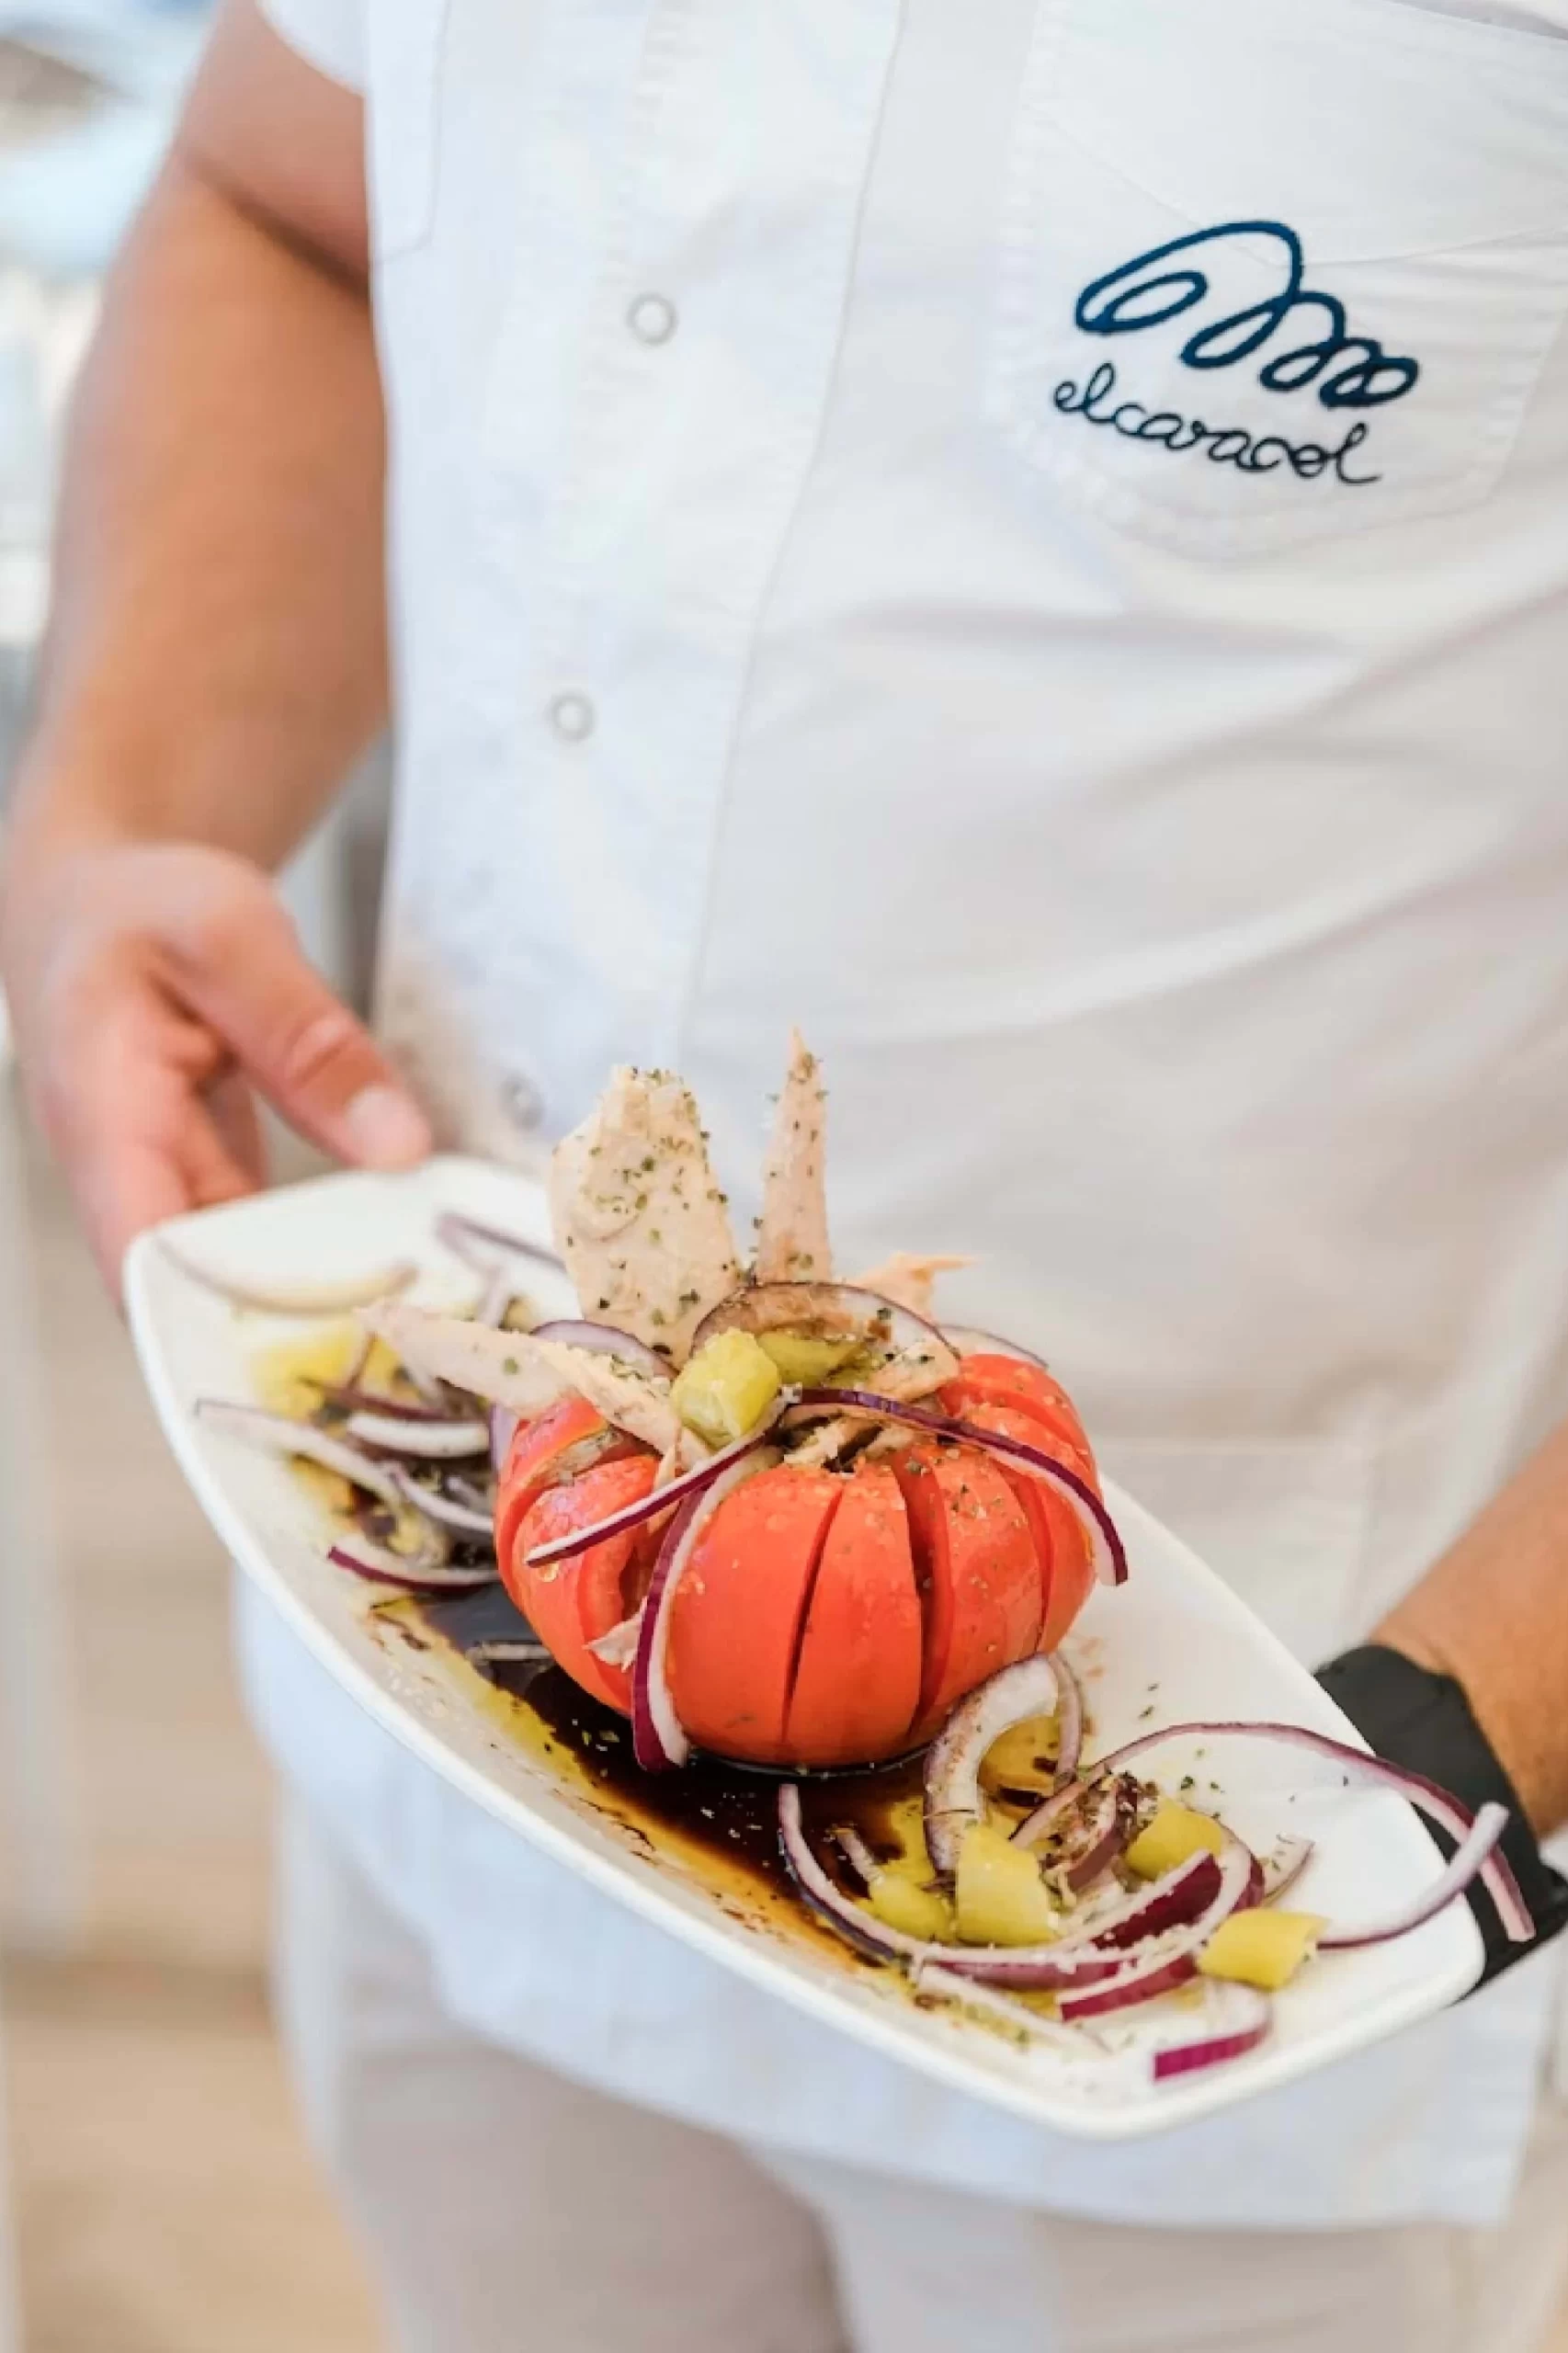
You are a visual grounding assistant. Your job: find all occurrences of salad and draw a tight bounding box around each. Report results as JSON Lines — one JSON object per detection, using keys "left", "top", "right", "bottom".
{"left": 186, "top": 1036, "right": 1531, "bottom": 2086}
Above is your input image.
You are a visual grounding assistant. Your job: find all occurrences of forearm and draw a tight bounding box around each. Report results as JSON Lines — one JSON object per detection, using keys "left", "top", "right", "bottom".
{"left": 1377, "top": 1415, "right": 1568, "bottom": 1838}
{"left": 9, "top": 138, "right": 385, "bottom": 877}
{"left": 0, "top": 8, "right": 428, "bottom": 1290}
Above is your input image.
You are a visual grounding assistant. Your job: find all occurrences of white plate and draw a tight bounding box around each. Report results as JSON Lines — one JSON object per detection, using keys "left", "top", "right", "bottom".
{"left": 126, "top": 1154, "right": 1482, "bottom": 2139}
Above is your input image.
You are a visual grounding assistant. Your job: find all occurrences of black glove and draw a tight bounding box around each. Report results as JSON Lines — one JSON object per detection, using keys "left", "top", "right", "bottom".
{"left": 1316, "top": 1643, "right": 1568, "bottom": 1990}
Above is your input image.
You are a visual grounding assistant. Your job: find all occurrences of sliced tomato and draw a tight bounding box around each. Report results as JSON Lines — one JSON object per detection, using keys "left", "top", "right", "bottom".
{"left": 667, "top": 1464, "right": 842, "bottom": 1767}
{"left": 506, "top": 1452, "right": 661, "bottom": 1711}
{"left": 1036, "top": 1459, "right": 1098, "bottom": 1655}
{"left": 941, "top": 1354, "right": 1095, "bottom": 1470}
{"left": 495, "top": 1394, "right": 616, "bottom": 1562}
{"left": 785, "top": 1461, "right": 923, "bottom": 1768}
{"left": 956, "top": 1401, "right": 1097, "bottom": 1659}
{"left": 496, "top": 1399, "right": 658, "bottom": 1710}
{"left": 893, "top": 1443, "right": 1042, "bottom": 1743}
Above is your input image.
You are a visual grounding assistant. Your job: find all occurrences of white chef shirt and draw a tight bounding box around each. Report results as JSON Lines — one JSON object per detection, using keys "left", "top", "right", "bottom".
{"left": 246, "top": 0, "right": 1568, "bottom": 2226}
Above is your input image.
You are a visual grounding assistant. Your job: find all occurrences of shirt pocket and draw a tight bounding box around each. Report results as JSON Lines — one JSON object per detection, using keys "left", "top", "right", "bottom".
{"left": 986, "top": 0, "right": 1568, "bottom": 558}
{"left": 363, "top": 0, "right": 448, "bottom": 264}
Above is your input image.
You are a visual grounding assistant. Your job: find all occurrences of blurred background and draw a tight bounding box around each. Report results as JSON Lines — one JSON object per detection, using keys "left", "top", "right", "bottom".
{"left": 0, "top": 6, "right": 385, "bottom": 2344}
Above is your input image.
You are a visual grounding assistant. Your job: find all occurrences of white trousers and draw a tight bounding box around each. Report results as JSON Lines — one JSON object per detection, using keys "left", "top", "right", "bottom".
{"left": 275, "top": 1796, "right": 1568, "bottom": 2353}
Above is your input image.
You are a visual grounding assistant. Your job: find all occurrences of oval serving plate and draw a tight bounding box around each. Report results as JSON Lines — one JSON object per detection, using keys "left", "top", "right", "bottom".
{"left": 125, "top": 1154, "right": 1481, "bottom": 2141}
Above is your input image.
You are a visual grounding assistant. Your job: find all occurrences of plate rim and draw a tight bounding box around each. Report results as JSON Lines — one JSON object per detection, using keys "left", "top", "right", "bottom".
{"left": 123, "top": 1156, "right": 1484, "bottom": 2142}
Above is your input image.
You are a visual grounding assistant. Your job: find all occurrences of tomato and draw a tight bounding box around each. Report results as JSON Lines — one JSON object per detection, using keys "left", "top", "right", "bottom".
{"left": 954, "top": 1402, "right": 1098, "bottom": 1660}
{"left": 784, "top": 1462, "right": 922, "bottom": 1768}
{"left": 892, "top": 1444, "right": 1041, "bottom": 1743}
{"left": 494, "top": 1351, "right": 1101, "bottom": 1768}
{"left": 667, "top": 1465, "right": 841, "bottom": 1766}
{"left": 940, "top": 1355, "right": 1100, "bottom": 1657}
{"left": 497, "top": 1398, "right": 657, "bottom": 1711}
{"left": 495, "top": 1394, "right": 610, "bottom": 1535}
{"left": 940, "top": 1353, "right": 1095, "bottom": 1471}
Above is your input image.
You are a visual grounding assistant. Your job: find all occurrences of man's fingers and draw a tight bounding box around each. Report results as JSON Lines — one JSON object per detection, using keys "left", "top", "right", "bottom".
{"left": 56, "top": 1009, "right": 247, "bottom": 1296}
{"left": 201, "top": 1065, "right": 268, "bottom": 1191}
{"left": 80, "top": 1106, "right": 259, "bottom": 1302}
{"left": 173, "top": 893, "right": 431, "bottom": 1168}
{"left": 185, "top": 1074, "right": 268, "bottom": 1208}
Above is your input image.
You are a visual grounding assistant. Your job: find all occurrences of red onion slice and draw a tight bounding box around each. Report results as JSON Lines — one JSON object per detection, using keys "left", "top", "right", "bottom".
{"left": 912, "top": 1961, "right": 1089, "bottom": 2052}
{"left": 327, "top": 1538, "right": 498, "bottom": 1592}
{"left": 832, "top": 1826, "right": 884, "bottom": 1888}
{"left": 312, "top": 1385, "right": 462, "bottom": 1424}
{"left": 1057, "top": 1782, "right": 1136, "bottom": 1896}
{"left": 795, "top": 1390, "right": 1128, "bottom": 1588}
{"left": 1152, "top": 1983, "right": 1272, "bottom": 2081}
{"left": 529, "top": 1319, "right": 671, "bottom": 1380}
{"left": 164, "top": 1243, "right": 417, "bottom": 1315}
{"left": 1262, "top": 1836, "right": 1315, "bottom": 1902}
{"left": 344, "top": 1408, "right": 491, "bottom": 1459}
{"left": 445, "top": 1473, "right": 497, "bottom": 1514}
{"left": 436, "top": 1211, "right": 563, "bottom": 1274}
{"left": 1057, "top": 1829, "right": 1256, "bottom": 2020}
{"left": 1318, "top": 1802, "right": 1510, "bottom": 1950}
{"left": 525, "top": 1402, "right": 790, "bottom": 1568}
{"left": 196, "top": 1399, "right": 403, "bottom": 1509}
{"left": 489, "top": 1404, "right": 520, "bottom": 1472}
{"left": 1097, "top": 1720, "right": 1534, "bottom": 1948}
{"left": 924, "top": 1655, "right": 1063, "bottom": 1878}
{"left": 1012, "top": 1772, "right": 1139, "bottom": 1893}
{"left": 1058, "top": 1943, "right": 1201, "bottom": 2021}
{"left": 475, "top": 1266, "right": 517, "bottom": 1328}
{"left": 940, "top": 1326, "right": 1052, "bottom": 1372}
{"left": 388, "top": 1468, "right": 495, "bottom": 1539}
{"left": 778, "top": 1783, "right": 929, "bottom": 1962}
{"left": 1011, "top": 1778, "right": 1089, "bottom": 1851}
{"left": 1053, "top": 1653, "right": 1085, "bottom": 1784}
{"left": 632, "top": 1449, "right": 779, "bottom": 1771}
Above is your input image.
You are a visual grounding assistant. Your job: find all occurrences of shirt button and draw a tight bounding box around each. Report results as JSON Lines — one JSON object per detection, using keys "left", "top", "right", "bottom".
{"left": 503, "top": 1073, "right": 545, "bottom": 1132}
{"left": 627, "top": 292, "right": 678, "bottom": 346}
{"left": 547, "top": 690, "right": 595, "bottom": 743}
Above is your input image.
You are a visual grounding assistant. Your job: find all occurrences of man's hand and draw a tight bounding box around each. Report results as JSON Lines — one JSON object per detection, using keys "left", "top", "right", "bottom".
{"left": 0, "top": 2, "right": 406, "bottom": 1297}
{"left": 1, "top": 838, "right": 430, "bottom": 1295}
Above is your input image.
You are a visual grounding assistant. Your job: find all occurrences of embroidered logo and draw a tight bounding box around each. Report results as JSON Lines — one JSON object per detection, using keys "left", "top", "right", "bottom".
{"left": 1052, "top": 220, "right": 1418, "bottom": 488}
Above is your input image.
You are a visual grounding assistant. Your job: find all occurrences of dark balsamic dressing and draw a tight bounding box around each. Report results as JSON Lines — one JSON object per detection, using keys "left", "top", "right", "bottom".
{"left": 411, "top": 1580, "right": 926, "bottom": 1897}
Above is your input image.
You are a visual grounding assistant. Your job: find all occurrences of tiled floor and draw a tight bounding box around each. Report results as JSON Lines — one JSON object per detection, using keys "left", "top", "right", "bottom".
{"left": 3, "top": 1096, "right": 1567, "bottom": 2352}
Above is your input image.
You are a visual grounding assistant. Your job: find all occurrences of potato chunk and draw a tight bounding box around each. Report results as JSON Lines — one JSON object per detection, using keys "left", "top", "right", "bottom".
{"left": 756, "top": 1331, "right": 864, "bottom": 1385}
{"left": 955, "top": 1824, "right": 1061, "bottom": 1946}
{"left": 864, "top": 1871, "right": 955, "bottom": 1942}
{"left": 671, "top": 1330, "right": 781, "bottom": 1447}
{"left": 1125, "top": 1801, "right": 1226, "bottom": 1881}
{"left": 1199, "top": 1910, "right": 1325, "bottom": 1991}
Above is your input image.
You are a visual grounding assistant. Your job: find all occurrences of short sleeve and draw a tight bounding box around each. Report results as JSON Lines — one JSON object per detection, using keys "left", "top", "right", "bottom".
{"left": 256, "top": 0, "right": 365, "bottom": 90}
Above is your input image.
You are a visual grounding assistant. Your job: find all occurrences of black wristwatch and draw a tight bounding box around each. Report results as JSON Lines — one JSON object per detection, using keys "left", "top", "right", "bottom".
{"left": 1316, "top": 1644, "right": 1568, "bottom": 1990}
